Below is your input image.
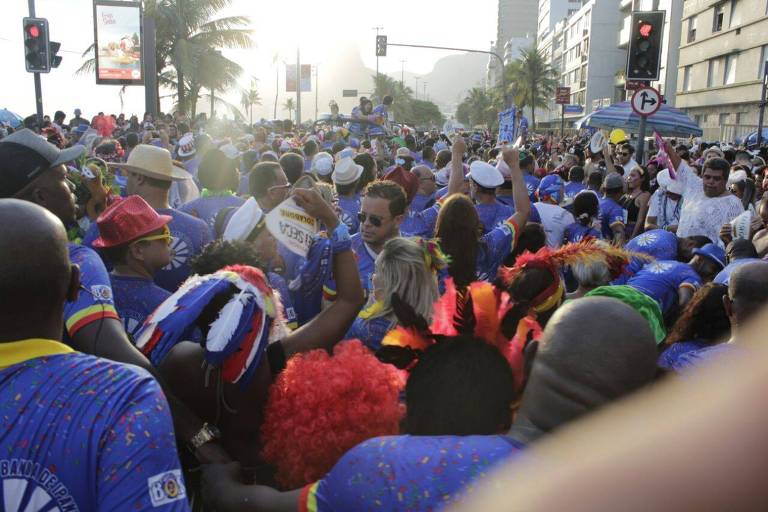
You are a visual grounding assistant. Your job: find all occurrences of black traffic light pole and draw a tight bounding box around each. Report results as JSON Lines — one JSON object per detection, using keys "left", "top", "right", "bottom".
{"left": 28, "top": 0, "right": 43, "bottom": 126}
{"left": 385, "top": 42, "right": 509, "bottom": 109}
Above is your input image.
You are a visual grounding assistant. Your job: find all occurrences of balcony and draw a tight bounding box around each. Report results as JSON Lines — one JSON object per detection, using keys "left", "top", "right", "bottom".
{"left": 620, "top": 0, "right": 633, "bottom": 10}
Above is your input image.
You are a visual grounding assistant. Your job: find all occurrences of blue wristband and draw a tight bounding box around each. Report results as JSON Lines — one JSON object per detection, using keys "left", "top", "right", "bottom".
{"left": 330, "top": 222, "right": 352, "bottom": 254}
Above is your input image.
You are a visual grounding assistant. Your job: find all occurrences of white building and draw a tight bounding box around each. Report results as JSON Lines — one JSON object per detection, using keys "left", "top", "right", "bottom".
{"left": 617, "top": 0, "right": 684, "bottom": 106}
{"left": 538, "top": 0, "right": 581, "bottom": 39}
{"left": 488, "top": 0, "right": 538, "bottom": 87}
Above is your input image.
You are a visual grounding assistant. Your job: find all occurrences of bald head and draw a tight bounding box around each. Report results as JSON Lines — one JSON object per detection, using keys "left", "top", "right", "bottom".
{"left": 511, "top": 297, "right": 657, "bottom": 441}
{"left": 728, "top": 262, "right": 768, "bottom": 326}
{"left": 0, "top": 199, "right": 73, "bottom": 334}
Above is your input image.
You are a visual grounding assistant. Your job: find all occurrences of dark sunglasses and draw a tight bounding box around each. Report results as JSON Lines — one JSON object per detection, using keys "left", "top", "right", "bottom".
{"left": 618, "top": 152, "right": 631, "bottom": 157}
{"left": 358, "top": 212, "right": 385, "bottom": 227}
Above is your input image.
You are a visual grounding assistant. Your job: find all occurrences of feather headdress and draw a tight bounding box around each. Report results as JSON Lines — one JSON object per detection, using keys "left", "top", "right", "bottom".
{"left": 135, "top": 264, "right": 285, "bottom": 387}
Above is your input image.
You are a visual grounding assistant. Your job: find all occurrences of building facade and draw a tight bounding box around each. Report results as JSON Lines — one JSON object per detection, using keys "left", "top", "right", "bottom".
{"left": 676, "top": 0, "right": 768, "bottom": 141}
{"left": 538, "top": 0, "right": 581, "bottom": 39}
{"left": 488, "top": 0, "right": 538, "bottom": 87}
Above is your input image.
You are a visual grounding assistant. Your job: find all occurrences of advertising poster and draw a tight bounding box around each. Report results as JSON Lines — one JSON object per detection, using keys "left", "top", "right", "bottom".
{"left": 93, "top": 0, "right": 143, "bottom": 85}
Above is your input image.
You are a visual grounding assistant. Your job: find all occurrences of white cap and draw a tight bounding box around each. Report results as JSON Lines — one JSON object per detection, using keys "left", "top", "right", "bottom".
{"left": 435, "top": 165, "right": 449, "bottom": 186}
{"left": 468, "top": 161, "right": 504, "bottom": 188}
{"left": 223, "top": 197, "right": 264, "bottom": 242}
{"left": 332, "top": 156, "right": 364, "bottom": 185}
{"left": 496, "top": 158, "right": 512, "bottom": 180}
{"left": 220, "top": 143, "right": 240, "bottom": 160}
{"left": 177, "top": 133, "right": 196, "bottom": 157}
{"left": 727, "top": 169, "right": 748, "bottom": 186}
{"left": 311, "top": 152, "right": 334, "bottom": 176}
{"left": 656, "top": 169, "right": 684, "bottom": 195}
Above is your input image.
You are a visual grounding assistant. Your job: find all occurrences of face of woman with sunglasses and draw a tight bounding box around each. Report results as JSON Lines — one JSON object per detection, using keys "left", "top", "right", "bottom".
{"left": 359, "top": 196, "right": 403, "bottom": 250}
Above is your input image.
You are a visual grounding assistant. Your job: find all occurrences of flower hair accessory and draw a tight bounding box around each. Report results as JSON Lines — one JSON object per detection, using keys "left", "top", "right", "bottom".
{"left": 417, "top": 238, "right": 451, "bottom": 274}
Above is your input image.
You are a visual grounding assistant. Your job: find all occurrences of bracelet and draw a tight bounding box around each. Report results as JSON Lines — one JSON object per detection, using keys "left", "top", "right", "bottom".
{"left": 330, "top": 222, "right": 352, "bottom": 254}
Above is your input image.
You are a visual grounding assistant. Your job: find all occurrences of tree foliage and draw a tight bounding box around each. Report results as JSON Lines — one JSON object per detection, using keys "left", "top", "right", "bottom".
{"left": 371, "top": 74, "right": 445, "bottom": 128}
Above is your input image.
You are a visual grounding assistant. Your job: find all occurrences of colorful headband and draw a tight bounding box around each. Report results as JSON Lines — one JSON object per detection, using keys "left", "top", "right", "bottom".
{"left": 135, "top": 265, "right": 287, "bottom": 387}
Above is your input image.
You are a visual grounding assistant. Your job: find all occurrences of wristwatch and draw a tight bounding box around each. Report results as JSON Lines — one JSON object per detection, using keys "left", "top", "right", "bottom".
{"left": 189, "top": 422, "right": 221, "bottom": 451}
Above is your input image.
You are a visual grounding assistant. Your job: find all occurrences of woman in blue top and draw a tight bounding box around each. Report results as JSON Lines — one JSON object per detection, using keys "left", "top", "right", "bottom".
{"left": 658, "top": 283, "right": 731, "bottom": 371}
{"left": 563, "top": 190, "right": 602, "bottom": 244}
{"left": 435, "top": 139, "right": 531, "bottom": 289}
{"left": 345, "top": 237, "right": 441, "bottom": 351}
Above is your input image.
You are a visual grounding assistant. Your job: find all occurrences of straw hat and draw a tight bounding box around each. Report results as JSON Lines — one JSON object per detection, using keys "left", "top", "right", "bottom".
{"left": 108, "top": 144, "right": 189, "bottom": 181}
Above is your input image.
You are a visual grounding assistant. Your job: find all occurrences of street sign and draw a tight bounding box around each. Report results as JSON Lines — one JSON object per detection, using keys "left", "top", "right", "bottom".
{"left": 625, "top": 80, "right": 647, "bottom": 91}
{"left": 342, "top": 89, "right": 358, "bottom": 97}
{"left": 564, "top": 104, "right": 583, "bottom": 114}
{"left": 555, "top": 87, "right": 571, "bottom": 105}
{"left": 631, "top": 86, "right": 661, "bottom": 117}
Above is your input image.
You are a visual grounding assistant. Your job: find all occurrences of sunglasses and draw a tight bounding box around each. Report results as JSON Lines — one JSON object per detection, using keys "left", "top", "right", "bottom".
{"left": 618, "top": 152, "right": 631, "bottom": 157}
{"left": 133, "top": 225, "right": 172, "bottom": 246}
{"left": 358, "top": 212, "right": 386, "bottom": 227}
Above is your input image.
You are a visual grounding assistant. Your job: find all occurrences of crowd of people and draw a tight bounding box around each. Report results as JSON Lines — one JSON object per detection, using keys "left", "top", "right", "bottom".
{"left": 1, "top": 104, "right": 768, "bottom": 511}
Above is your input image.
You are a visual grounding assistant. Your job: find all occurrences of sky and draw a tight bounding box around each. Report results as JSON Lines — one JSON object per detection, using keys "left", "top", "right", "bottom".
{"left": 2, "top": 0, "right": 496, "bottom": 121}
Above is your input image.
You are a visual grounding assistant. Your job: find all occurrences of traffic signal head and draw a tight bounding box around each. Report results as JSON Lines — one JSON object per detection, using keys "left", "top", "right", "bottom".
{"left": 626, "top": 11, "right": 665, "bottom": 82}
{"left": 376, "top": 35, "right": 387, "bottom": 57}
{"left": 23, "top": 17, "right": 50, "bottom": 73}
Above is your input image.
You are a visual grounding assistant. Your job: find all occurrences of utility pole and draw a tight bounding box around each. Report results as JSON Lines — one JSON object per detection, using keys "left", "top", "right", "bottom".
{"left": 400, "top": 59, "right": 406, "bottom": 87}
{"left": 314, "top": 64, "right": 318, "bottom": 122}
{"left": 296, "top": 47, "right": 301, "bottom": 127}
{"left": 28, "top": 0, "right": 43, "bottom": 125}
{"left": 414, "top": 76, "right": 420, "bottom": 99}
{"left": 143, "top": 12, "right": 158, "bottom": 117}
{"left": 758, "top": 60, "right": 768, "bottom": 147}
{"left": 423, "top": 82, "right": 427, "bottom": 101}
{"left": 273, "top": 54, "right": 279, "bottom": 120}
{"left": 373, "top": 26, "right": 383, "bottom": 86}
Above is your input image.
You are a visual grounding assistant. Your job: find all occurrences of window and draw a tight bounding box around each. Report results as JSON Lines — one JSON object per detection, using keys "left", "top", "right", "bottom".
{"left": 713, "top": 3, "right": 724, "bottom": 32}
{"left": 729, "top": 0, "right": 741, "bottom": 28}
{"left": 724, "top": 53, "right": 738, "bottom": 85}
{"left": 707, "top": 58, "right": 721, "bottom": 87}
{"left": 719, "top": 113, "right": 729, "bottom": 125}
{"left": 683, "top": 65, "right": 692, "bottom": 91}
{"left": 687, "top": 16, "right": 697, "bottom": 43}
{"left": 694, "top": 114, "right": 702, "bottom": 126}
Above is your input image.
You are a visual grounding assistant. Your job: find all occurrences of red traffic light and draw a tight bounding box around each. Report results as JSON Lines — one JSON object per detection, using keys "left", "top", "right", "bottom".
{"left": 639, "top": 23, "right": 653, "bottom": 38}
{"left": 26, "top": 24, "right": 40, "bottom": 38}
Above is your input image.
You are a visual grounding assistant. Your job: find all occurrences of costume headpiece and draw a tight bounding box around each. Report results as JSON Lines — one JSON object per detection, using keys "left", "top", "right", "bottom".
{"left": 135, "top": 265, "right": 287, "bottom": 387}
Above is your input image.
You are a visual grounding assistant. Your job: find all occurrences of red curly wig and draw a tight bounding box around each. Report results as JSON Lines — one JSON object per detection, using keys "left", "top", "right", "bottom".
{"left": 260, "top": 340, "right": 405, "bottom": 489}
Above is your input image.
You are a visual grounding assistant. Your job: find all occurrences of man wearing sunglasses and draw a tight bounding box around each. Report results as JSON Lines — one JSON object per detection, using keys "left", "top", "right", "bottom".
{"left": 92, "top": 195, "right": 174, "bottom": 339}
{"left": 616, "top": 142, "right": 639, "bottom": 175}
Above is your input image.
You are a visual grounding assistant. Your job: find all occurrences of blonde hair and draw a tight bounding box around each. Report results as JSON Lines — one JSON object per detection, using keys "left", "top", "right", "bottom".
{"left": 373, "top": 237, "right": 438, "bottom": 322}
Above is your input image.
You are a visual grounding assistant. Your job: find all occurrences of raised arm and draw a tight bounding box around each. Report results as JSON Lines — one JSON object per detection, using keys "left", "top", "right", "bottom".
{"left": 282, "top": 189, "right": 365, "bottom": 357}
{"left": 448, "top": 135, "right": 467, "bottom": 196}
{"left": 502, "top": 147, "right": 531, "bottom": 228}
{"left": 602, "top": 144, "right": 618, "bottom": 175}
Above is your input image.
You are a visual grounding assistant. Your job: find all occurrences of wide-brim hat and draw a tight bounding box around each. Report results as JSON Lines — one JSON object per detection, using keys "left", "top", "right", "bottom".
{"left": 108, "top": 144, "right": 189, "bottom": 181}
{"left": 333, "top": 156, "right": 364, "bottom": 185}
{"left": 223, "top": 197, "right": 265, "bottom": 242}
{"left": 92, "top": 195, "right": 173, "bottom": 248}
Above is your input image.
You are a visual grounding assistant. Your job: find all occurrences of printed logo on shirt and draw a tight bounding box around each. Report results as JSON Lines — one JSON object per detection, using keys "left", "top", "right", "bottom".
{"left": 90, "top": 284, "right": 113, "bottom": 302}
{"left": 648, "top": 262, "right": 674, "bottom": 274}
{"left": 147, "top": 470, "right": 186, "bottom": 507}
{"left": 164, "top": 237, "right": 190, "bottom": 270}
{"left": 635, "top": 231, "right": 659, "bottom": 247}
{"left": 0, "top": 458, "right": 79, "bottom": 511}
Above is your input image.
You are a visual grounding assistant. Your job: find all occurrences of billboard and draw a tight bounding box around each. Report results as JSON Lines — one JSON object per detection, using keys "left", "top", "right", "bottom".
{"left": 286, "top": 64, "right": 311, "bottom": 92}
{"left": 93, "top": 0, "right": 143, "bottom": 85}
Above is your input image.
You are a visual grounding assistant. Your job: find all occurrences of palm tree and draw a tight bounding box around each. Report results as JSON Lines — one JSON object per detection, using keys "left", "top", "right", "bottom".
{"left": 371, "top": 74, "right": 415, "bottom": 123}
{"left": 504, "top": 44, "right": 558, "bottom": 130}
{"left": 241, "top": 78, "right": 262, "bottom": 127}
{"left": 77, "top": 0, "right": 252, "bottom": 114}
{"left": 283, "top": 98, "right": 295, "bottom": 120}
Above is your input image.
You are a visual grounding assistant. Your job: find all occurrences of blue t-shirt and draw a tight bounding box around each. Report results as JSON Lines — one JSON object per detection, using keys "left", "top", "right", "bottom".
{"left": 475, "top": 201, "right": 514, "bottom": 234}
{"left": 524, "top": 174, "right": 540, "bottom": 202}
{"left": 627, "top": 260, "right": 701, "bottom": 315}
{"left": 714, "top": 258, "right": 761, "bottom": 285}
{"left": 615, "top": 229, "right": 679, "bottom": 284}
{"left": 564, "top": 181, "right": 586, "bottom": 202}
{"left": 673, "top": 343, "right": 738, "bottom": 370}
{"left": 0, "top": 346, "right": 188, "bottom": 511}
{"left": 496, "top": 194, "right": 516, "bottom": 208}
{"left": 345, "top": 315, "right": 395, "bottom": 352}
{"left": 64, "top": 243, "right": 120, "bottom": 341}
{"left": 179, "top": 194, "right": 245, "bottom": 232}
{"left": 110, "top": 274, "right": 171, "bottom": 339}
{"left": 599, "top": 197, "right": 628, "bottom": 240}
{"left": 302, "top": 435, "right": 524, "bottom": 512}
{"left": 268, "top": 271, "right": 297, "bottom": 329}
{"left": 436, "top": 186, "right": 450, "bottom": 201}
{"left": 337, "top": 194, "right": 361, "bottom": 235}
{"left": 657, "top": 340, "right": 708, "bottom": 371}
{"left": 155, "top": 208, "right": 212, "bottom": 292}
{"left": 564, "top": 222, "right": 601, "bottom": 244}
{"left": 411, "top": 192, "right": 436, "bottom": 212}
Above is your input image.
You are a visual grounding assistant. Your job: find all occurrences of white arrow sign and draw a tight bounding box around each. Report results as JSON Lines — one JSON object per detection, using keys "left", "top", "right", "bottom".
{"left": 631, "top": 86, "right": 662, "bottom": 117}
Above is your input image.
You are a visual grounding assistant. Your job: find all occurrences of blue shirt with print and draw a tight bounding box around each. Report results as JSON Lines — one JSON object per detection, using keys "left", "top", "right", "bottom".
{"left": 627, "top": 260, "right": 701, "bottom": 315}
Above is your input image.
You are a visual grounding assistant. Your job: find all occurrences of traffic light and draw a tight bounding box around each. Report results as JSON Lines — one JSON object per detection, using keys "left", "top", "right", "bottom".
{"left": 23, "top": 17, "right": 50, "bottom": 73}
{"left": 376, "top": 35, "right": 387, "bottom": 57}
{"left": 626, "top": 11, "right": 665, "bottom": 82}
{"left": 49, "top": 41, "right": 62, "bottom": 69}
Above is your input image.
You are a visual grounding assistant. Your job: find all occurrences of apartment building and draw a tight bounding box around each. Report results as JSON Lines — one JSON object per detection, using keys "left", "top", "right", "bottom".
{"left": 487, "top": 0, "right": 538, "bottom": 87}
{"left": 676, "top": 0, "right": 768, "bottom": 141}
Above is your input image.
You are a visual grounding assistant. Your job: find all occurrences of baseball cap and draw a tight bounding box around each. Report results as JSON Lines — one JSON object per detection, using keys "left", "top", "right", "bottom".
{"left": 693, "top": 243, "right": 726, "bottom": 270}
{"left": 0, "top": 128, "right": 84, "bottom": 197}
{"left": 603, "top": 173, "right": 624, "bottom": 191}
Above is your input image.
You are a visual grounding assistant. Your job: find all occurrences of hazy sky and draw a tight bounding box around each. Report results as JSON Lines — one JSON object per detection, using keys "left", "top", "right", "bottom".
{"left": 2, "top": 0, "right": 497, "bottom": 121}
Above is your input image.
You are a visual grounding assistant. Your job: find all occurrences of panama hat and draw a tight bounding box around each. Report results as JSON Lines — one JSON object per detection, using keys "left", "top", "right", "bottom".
{"left": 108, "top": 144, "right": 189, "bottom": 181}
